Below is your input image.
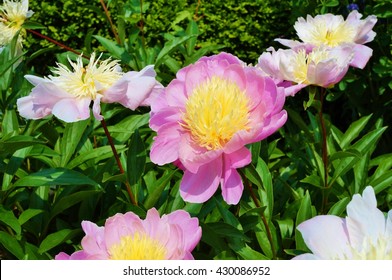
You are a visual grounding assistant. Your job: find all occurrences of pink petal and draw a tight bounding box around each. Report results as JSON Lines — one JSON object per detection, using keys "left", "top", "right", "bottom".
{"left": 104, "top": 212, "right": 144, "bottom": 250}
{"left": 166, "top": 210, "right": 202, "bottom": 252}
{"left": 79, "top": 221, "right": 108, "bottom": 259}
{"left": 346, "top": 186, "right": 386, "bottom": 248}
{"left": 52, "top": 98, "right": 91, "bottom": 122}
{"left": 350, "top": 44, "right": 373, "bottom": 69}
{"left": 150, "top": 123, "right": 181, "bottom": 165}
{"left": 92, "top": 94, "right": 103, "bottom": 121}
{"left": 178, "top": 133, "right": 222, "bottom": 173}
{"left": 220, "top": 166, "right": 244, "bottom": 205}
{"left": 297, "top": 215, "right": 351, "bottom": 259}
{"left": 180, "top": 157, "right": 222, "bottom": 203}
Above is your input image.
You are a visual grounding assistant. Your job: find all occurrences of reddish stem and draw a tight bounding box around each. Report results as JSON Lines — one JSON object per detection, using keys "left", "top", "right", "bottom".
{"left": 101, "top": 119, "right": 137, "bottom": 205}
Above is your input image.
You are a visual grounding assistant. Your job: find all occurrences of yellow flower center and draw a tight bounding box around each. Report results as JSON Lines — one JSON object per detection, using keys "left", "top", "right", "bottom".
{"left": 344, "top": 236, "right": 392, "bottom": 260}
{"left": 0, "top": 0, "right": 31, "bottom": 46}
{"left": 50, "top": 53, "right": 123, "bottom": 99}
{"left": 109, "top": 233, "right": 167, "bottom": 260}
{"left": 181, "top": 76, "right": 250, "bottom": 150}
{"left": 306, "top": 20, "right": 356, "bottom": 47}
{"left": 291, "top": 49, "right": 330, "bottom": 84}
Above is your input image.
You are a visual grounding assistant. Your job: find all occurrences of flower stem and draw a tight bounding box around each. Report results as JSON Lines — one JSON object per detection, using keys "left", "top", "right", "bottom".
{"left": 318, "top": 88, "right": 329, "bottom": 213}
{"left": 101, "top": 119, "right": 137, "bottom": 205}
{"left": 26, "top": 29, "right": 89, "bottom": 59}
{"left": 242, "top": 171, "right": 276, "bottom": 259}
{"left": 99, "top": 0, "right": 121, "bottom": 44}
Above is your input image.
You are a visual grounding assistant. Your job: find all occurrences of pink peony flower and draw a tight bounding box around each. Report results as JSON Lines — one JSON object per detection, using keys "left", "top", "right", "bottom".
{"left": 55, "top": 208, "right": 201, "bottom": 260}
{"left": 294, "top": 186, "right": 392, "bottom": 260}
{"left": 149, "top": 52, "right": 287, "bottom": 204}
{"left": 275, "top": 10, "right": 377, "bottom": 69}
{"left": 17, "top": 53, "right": 163, "bottom": 122}
{"left": 257, "top": 45, "right": 354, "bottom": 96}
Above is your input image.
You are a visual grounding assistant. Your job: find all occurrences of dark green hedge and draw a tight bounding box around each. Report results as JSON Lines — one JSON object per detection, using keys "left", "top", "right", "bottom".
{"left": 25, "top": 0, "right": 292, "bottom": 64}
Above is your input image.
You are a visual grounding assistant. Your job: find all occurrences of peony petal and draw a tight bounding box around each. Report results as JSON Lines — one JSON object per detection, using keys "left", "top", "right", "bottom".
{"left": 180, "top": 157, "right": 222, "bottom": 203}
{"left": 178, "top": 133, "right": 222, "bottom": 173}
{"left": 220, "top": 165, "right": 243, "bottom": 205}
{"left": 346, "top": 186, "right": 386, "bottom": 248}
{"left": 52, "top": 98, "right": 91, "bottom": 122}
{"left": 79, "top": 221, "right": 108, "bottom": 259}
{"left": 150, "top": 123, "right": 181, "bottom": 165}
{"left": 297, "top": 215, "right": 351, "bottom": 259}
{"left": 92, "top": 94, "right": 103, "bottom": 121}
{"left": 350, "top": 44, "right": 373, "bottom": 69}
{"left": 166, "top": 210, "right": 202, "bottom": 252}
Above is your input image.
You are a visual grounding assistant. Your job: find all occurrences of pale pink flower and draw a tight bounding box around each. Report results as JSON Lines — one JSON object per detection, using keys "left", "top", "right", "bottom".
{"left": 0, "top": 0, "right": 33, "bottom": 48}
{"left": 55, "top": 208, "right": 201, "bottom": 260}
{"left": 275, "top": 10, "right": 377, "bottom": 69}
{"left": 294, "top": 186, "right": 392, "bottom": 260}
{"left": 257, "top": 45, "right": 354, "bottom": 96}
{"left": 149, "top": 52, "right": 287, "bottom": 204}
{"left": 17, "top": 53, "right": 163, "bottom": 122}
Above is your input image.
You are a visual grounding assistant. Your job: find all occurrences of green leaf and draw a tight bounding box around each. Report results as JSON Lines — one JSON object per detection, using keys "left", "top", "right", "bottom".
{"left": 143, "top": 169, "right": 177, "bottom": 209}
{"left": 38, "top": 229, "right": 81, "bottom": 254}
{"left": 127, "top": 129, "right": 146, "bottom": 186}
{"left": 0, "top": 135, "right": 45, "bottom": 157}
{"left": 93, "top": 35, "right": 133, "bottom": 66}
{"left": 0, "top": 51, "right": 26, "bottom": 77}
{"left": 18, "top": 209, "right": 44, "bottom": 226}
{"left": 329, "top": 127, "right": 387, "bottom": 187}
{"left": 67, "top": 145, "right": 126, "bottom": 169}
{"left": 214, "top": 198, "right": 242, "bottom": 230}
{"left": 256, "top": 158, "right": 273, "bottom": 219}
{"left": 60, "top": 119, "right": 89, "bottom": 166}
{"left": 0, "top": 231, "right": 24, "bottom": 259}
{"left": 300, "top": 174, "right": 323, "bottom": 188}
{"left": 328, "top": 197, "right": 350, "bottom": 216}
{"left": 295, "top": 191, "right": 314, "bottom": 251}
{"left": 339, "top": 114, "right": 372, "bottom": 149}
{"left": 2, "top": 109, "right": 19, "bottom": 135}
{"left": 0, "top": 206, "right": 21, "bottom": 235}
{"left": 13, "top": 168, "right": 99, "bottom": 187}
{"left": 207, "top": 222, "right": 250, "bottom": 242}
{"left": 155, "top": 35, "right": 197, "bottom": 67}
{"left": 49, "top": 190, "right": 101, "bottom": 220}
{"left": 232, "top": 244, "right": 269, "bottom": 260}
{"left": 185, "top": 20, "right": 199, "bottom": 56}
{"left": 22, "top": 21, "right": 46, "bottom": 30}
{"left": 369, "top": 170, "right": 392, "bottom": 194}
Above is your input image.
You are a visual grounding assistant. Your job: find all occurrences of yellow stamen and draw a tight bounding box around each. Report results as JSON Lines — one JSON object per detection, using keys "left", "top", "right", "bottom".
{"left": 181, "top": 76, "right": 250, "bottom": 150}
{"left": 307, "top": 20, "right": 356, "bottom": 47}
{"left": 50, "top": 53, "right": 123, "bottom": 99}
{"left": 109, "top": 232, "right": 167, "bottom": 260}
